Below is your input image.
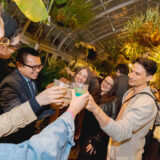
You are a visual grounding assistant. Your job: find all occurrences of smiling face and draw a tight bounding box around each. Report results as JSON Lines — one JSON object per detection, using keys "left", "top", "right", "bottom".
{"left": 75, "top": 69, "right": 88, "bottom": 84}
{"left": 18, "top": 54, "right": 42, "bottom": 80}
{"left": 129, "top": 62, "right": 152, "bottom": 88}
{"left": 0, "top": 16, "right": 20, "bottom": 59}
{"left": 101, "top": 76, "right": 114, "bottom": 94}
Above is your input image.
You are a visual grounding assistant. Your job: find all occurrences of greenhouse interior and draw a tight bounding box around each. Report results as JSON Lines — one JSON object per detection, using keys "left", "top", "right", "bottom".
{"left": 0, "top": 0, "right": 160, "bottom": 160}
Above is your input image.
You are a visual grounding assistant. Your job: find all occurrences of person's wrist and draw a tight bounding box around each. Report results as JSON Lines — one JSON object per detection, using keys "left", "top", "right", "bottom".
{"left": 35, "top": 95, "right": 44, "bottom": 106}
{"left": 92, "top": 104, "right": 100, "bottom": 115}
{"left": 66, "top": 110, "right": 75, "bottom": 119}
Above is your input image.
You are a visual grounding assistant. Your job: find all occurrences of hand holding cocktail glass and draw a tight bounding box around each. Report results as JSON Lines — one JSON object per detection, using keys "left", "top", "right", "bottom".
{"left": 47, "top": 80, "right": 89, "bottom": 109}
{"left": 53, "top": 79, "right": 71, "bottom": 108}
{"left": 72, "top": 82, "right": 88, "bottom": 97}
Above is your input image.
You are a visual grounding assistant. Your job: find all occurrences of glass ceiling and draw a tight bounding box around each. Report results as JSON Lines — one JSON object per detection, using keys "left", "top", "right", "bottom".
{"left": 6, "top": 0, "right": 160, "bottom": 59}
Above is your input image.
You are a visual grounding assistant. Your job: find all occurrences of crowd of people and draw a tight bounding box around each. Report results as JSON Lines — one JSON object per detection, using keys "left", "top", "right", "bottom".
{"left": 0, "top": 3, "right": 160, "bottom": 160}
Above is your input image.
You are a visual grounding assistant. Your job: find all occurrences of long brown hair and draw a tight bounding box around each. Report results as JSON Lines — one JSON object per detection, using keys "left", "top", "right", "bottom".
{"left": 73, "top": 66, "right": 92, "bottom": 84}
{"left": 100, "top": 74, "right": 118, "bottom": 103}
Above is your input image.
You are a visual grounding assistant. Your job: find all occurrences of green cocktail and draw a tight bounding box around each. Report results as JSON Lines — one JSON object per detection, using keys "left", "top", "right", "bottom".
{"left": 73, "top": 83, "right": 88, "bottom": 97}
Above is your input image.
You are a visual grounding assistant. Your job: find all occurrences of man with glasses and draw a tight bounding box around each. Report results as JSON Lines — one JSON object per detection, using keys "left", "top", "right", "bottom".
{"left": 0, "top": 47, "right": 53, "bottom": 143}
{"left": 0, "top": 12, "right": 20, "bottom": 59}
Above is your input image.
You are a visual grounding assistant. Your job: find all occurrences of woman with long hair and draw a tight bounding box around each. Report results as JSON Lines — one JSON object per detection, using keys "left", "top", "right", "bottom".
{"left": 73, "top": 67, "right": 99, "bottom": 140}
{"left": 77, "top": 74, "right": 121, "bottom": 160}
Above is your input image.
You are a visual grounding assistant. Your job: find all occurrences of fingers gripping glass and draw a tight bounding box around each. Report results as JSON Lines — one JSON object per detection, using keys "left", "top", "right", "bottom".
{"left": 0, "top": 37, "right": 19, "bottom": 50}
{"left": 20, "top": 62, "right": 43, "bottom": 71}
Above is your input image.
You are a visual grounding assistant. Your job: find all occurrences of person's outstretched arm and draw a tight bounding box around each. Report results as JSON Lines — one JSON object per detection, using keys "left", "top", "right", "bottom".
{"left": 86, "top": 94, "right": 156, "bottom": 142}
{"left": 0, "top": 86, "right": 66, "bottom": 137}
{"left": 0, "top": 90, "right": 89, "bottom": 160}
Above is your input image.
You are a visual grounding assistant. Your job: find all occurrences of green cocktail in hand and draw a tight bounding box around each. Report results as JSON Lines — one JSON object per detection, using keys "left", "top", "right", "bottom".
{"left": 73, "top": 83, "right": 88, "bottom": 97}
{"left": 75, "top": 92, "right": 83, "bottom": 97}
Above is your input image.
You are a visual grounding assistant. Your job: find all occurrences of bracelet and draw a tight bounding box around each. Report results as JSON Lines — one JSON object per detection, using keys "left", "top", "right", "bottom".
{"left": 66, "top": 110, "right": 75, "bottom": 119}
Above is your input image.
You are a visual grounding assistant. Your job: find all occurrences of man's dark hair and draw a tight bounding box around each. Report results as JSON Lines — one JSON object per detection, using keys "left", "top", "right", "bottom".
{"left": 115, "top": 64, "right": 129, "bottom": 75}
{"left": 17, "top": 47, "right": 40, "bottom": 63}
{"left": 133, "top": 58, "right": 157, "bottom": 75}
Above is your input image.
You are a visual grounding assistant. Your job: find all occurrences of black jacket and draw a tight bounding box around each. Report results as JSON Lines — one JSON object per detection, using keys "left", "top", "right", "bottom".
{"left": 116, "top": 74, "right": 129, "bottom": 102}
{"left": 0, "top": 69, "right": 36, "bottom": 112}
{"left": 77, "top": 98, "right": 121, "bottom": 160}
{"left": 0, "top": 69, "right": 37, "bottom": 143}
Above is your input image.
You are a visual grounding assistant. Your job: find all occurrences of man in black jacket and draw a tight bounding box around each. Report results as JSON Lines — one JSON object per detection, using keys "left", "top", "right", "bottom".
{"left": 0, "top": 47, "right": 53, "bottom": 143}
{"left": 115, "top": 64, "right": 129, "bottom": 102}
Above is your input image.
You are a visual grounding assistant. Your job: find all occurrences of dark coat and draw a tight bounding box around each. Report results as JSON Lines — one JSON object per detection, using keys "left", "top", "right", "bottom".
{"left": 116, "top": 74, "right": 129, "bottom": 102}
{"left": 0, "top": 69, "right": 37, "bottom": 143}
{"left": 0, "top": 69, "right": 36, "bottom": 112}
{"left": 77, "top": 98, "right": 121, "bottom": 160}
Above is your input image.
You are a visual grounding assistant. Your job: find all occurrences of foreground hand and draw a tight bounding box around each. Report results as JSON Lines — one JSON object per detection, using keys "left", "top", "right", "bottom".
{"left": 67, "top": 90, "right": 89, "bottom": 117}
{"left": 36, "top": 86, "right": 67, "bottom": 106}
{"left": 86, "top": 95, "right": 98, "bottom": 113}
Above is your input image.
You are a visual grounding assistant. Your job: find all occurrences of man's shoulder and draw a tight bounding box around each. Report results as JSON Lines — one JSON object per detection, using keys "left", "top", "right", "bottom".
{"left": 130, "top": 88, "right": 156, "bottom": 107}
{"left": 118, "top": 74, "right": 129, "bottom": 81}
{"left": 0, "top": 69, "right": 22, "bottom": 86}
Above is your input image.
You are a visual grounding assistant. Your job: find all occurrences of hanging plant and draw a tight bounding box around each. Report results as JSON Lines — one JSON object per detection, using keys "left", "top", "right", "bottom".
{"left": 75, "top": 41, "right": 96, "bottom": 51}
{"left": 120, "top": 7, "right": 160, "bottom": 89}
{"left": 50, "top": 0, "right": 95, "bottom": 29}
{"left": 75, "top": 41, "right": 96, "bottom": 60}
{"left": 120, "top": 42, "right": 144, "bottom": 61}
{"left": 87, "top": 49, "right": 97, "bottom": 60}
{"left": 120, "top": 6, "right": 160, "bottom": 63}
{"left": 123, "top": 7, "right": 160, "bottom": 47}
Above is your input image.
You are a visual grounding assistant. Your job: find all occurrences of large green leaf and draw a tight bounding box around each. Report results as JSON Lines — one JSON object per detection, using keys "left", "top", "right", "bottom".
{"left": 13, "top": 0, "right": 48, "bottom": 22}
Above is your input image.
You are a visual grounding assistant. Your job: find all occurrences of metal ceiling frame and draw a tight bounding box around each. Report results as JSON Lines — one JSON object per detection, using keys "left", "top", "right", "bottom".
{"left": 91, "top": 28, "right": 121, "bottom": 43}
{"left": 89, "top": 6, "right": 136, "bottom": 30}
{"left": 95, "top": 0, "right": 137, "bottom": 19}
{"left": 9, "top": 0, "right": 153, "bottom": 58}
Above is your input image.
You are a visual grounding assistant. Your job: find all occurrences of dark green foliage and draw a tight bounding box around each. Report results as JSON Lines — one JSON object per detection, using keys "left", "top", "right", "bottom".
{"left": 36, "top": 55, "right": 67, "bottom": 91}
{"left": 50, "top": 0, "right": 95, "bottom": 29}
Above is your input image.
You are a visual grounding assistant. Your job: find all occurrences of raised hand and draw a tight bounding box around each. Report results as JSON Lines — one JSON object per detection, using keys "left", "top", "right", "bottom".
{"left": 86, "top": 95, "right": 98, "bottom": 113}
{"left": 36, "top": 86, "right": 67, "bottom": 106}
{"left": 67, "top": 90, "right": 89, "bottom": 117}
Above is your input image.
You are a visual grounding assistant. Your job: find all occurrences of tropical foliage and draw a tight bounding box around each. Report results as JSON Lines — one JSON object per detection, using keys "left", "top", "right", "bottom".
{"left": 112, "top": 7, "right": 160, "bottom": 64}
{"left": 124, "top": 7, "right": 160, "bottom": 46}
{"left": 74, "top": 41, "right": 96, "bottom": 61}
{"left": 75, "top": 41, "right": 96, "bottom": 51}
{"left": 123, "top": 7, "right": 160, "bottom": 52}
{"left": 50, "top": 0, "right": 94, "bottom": 29}
{"left": 13, "top": 0, "right": 48, "bottom": 22}
{"left": 37, "top": 55, "right": 68, "bottom": 91}
{"left": 116, "top": 7, "right": 160, "bottom": 88}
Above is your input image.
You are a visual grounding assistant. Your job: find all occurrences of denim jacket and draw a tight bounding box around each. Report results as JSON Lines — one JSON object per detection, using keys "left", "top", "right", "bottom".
{"left": 0, "top": 112, "right": 75, "bottom": 160}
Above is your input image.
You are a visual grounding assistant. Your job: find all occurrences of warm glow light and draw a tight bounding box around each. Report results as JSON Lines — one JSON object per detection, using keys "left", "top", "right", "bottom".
{"left": 128, "top": 63, "right": 132, "bottom": 68}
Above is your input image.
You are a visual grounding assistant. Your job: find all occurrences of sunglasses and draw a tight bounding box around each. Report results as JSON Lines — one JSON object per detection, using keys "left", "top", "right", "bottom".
{"left": 0, "top": 37, "right": 20, "bottom": 50}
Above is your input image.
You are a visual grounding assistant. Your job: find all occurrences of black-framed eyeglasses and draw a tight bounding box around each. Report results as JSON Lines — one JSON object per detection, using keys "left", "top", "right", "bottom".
{"left": 20, "top": 62, "right": 43, "bottom": 71}
{"left": 104, "top": 79, "right": 113, "bottom": 87}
